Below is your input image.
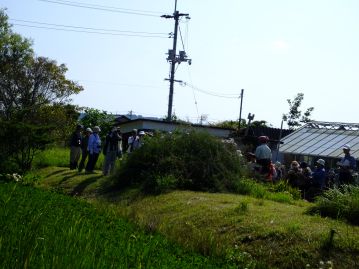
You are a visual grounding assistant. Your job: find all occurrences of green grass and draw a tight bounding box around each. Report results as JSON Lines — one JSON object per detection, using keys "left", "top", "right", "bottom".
{"left": 32, "top": 167, "right": 359, "bottom": 269}
{"left": 0, "top": 182, "right": 239, "bottom": 269}
{"left": 33, "top": 147, "right": 105, "bottom": 170}
{"left": 308, "top": 185, "right": 359, "bottom": 225}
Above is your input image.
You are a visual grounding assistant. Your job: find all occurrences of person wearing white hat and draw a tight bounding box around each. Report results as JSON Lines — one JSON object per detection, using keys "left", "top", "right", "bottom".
{"left": 337, "top": 144, "right": 357, "bottom": 184}
{"left": 312, "top": 159, "right": 326, "bottom": 190}
{"left": 78, "top": 127, "right": 92, "bottom": 172}
{"left": 86, "top": 126, "right": 102, "bottom": 173}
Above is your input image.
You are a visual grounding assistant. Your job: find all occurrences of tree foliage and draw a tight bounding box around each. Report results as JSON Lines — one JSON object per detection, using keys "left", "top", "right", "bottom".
{"left": 0, "top": 9, "right": 83, "bottom": 172}
{"left": 79, "top": 108, "right": 115, "bottom": 138}
{"left": 211, "top": 120, "right": 240, "bottom": 129}
{"left": 251, "top": 120, "right": 270, "bottom": 128}
{"left": 283, "top": 93, "right": 314, "bottom": 130}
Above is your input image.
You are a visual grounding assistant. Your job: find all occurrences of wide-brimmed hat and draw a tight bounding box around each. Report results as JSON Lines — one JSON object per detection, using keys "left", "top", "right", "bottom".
{"left": 342, "top": 144, "right": 351, "bottom": 150}
{"left": 85, "top": 127, "right": 93, "bottom": 133}
{"left": 93, "top": 126, "right": 101, "bottom": 132}
{"left": 316, "top": 159, "right": 325, "bottom": 166}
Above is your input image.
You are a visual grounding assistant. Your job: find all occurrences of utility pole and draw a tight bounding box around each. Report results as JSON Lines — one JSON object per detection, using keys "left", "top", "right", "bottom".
{"left": 238, "top": 89, "right": 244, "bottom": 130}
{"left": 162, "top": 0, "right": 191, "bottom": 121}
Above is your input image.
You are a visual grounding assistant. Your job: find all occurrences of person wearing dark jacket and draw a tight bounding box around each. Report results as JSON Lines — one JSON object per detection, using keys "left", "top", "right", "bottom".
{"left": 337, "top": 144, "right": 357, "bottom": 185}
{"left": 78, "top": 127, "right": 92, "bottom": 172}
{"left": 312, "top": 159, "right": 326, "bottom": 190}
{"left": 69, "top": 124, "right": 83, "bottom": 170}
{"left": 103, "top": 127, "right": 122, "bottom": 176}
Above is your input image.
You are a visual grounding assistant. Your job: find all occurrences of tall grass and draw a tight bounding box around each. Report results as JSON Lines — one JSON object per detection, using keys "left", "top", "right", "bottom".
{"left": 0, "top": 183, "right": 237, "bottom": 268}
{"left": 307, "top": 185, "right": 359, "bottom": 225}
{"left": 33, "top": 147, "right": 104, "bottom": 170}
{"left": 232, "top": 178, "right": 300, "bottom": 204}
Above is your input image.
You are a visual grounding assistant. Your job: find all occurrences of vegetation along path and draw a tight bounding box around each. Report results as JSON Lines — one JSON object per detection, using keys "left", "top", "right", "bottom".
{"left": 22, "top": 167, "right": 359, "bottom": 268}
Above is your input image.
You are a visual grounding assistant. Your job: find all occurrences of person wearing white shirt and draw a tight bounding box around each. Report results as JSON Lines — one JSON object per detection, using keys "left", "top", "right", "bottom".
{"left": 127, "top": 129, "right": 140, "bottom": 153}
{"left": 255, "top": 136, "right": 272, "bottom": 174}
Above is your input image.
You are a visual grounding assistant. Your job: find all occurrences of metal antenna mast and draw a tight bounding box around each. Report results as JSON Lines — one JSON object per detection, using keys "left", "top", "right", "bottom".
{"left": 162, "top": 1, "right": 191, "bottom": 121}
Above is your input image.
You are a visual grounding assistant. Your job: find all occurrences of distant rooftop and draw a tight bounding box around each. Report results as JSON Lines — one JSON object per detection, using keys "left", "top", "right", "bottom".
{"left": 115, "top": 114, "right": 160, "bottom": 123}
{"left": 280, "top": 121, "right": 359, "bottom": 159}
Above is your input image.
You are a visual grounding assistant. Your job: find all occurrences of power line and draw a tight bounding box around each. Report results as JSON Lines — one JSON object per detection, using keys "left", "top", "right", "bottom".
{"left": 43, "top": 0, "right": 165, "bottom": 14}
{"left": 178, "top": 26, "right": 185, "bottom": 51}
{"left": 186, "top": 66, "right": 200, "bottom": 122}
{"left": 77, "top": 79, "right": 162, "bottom": 88}
{"left": 38, "top": 0, "right": 164, "bottom": 17}
{"left": 182, "top": 82, "right": 241, "bottom": 99}
{"left": 12, "top": 23, "right": 168, "bottom": 38}
{"left": 10, "top": 19, "right": 169, "bottom": 36}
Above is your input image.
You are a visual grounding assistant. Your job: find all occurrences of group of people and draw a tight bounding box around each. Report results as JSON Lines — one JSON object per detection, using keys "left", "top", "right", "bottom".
{"left": 69, "top": 125, "right": 146, "bottom": 176}
{"left": 247, "top": 136, "right": 358, "bottom": 200}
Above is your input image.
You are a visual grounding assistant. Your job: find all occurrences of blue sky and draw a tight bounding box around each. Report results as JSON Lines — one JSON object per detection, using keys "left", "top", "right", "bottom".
{"left": 2, "top": 0, "right": 359, "bottom": 127}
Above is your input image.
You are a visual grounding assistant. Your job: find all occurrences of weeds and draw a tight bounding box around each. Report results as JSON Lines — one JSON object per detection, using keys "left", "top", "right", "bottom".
{"left": 232, "top": 178, "right": 297, "bottom": 204}
{"left": 308, "top": 185, "right": 359, "bottom": 225}
{"left": 234, "top": 200, "right": 249, "bottom": 214}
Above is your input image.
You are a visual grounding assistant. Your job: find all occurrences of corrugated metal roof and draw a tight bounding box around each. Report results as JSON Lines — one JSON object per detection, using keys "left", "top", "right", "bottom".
{"left": 279, "top": 121, "right": 359, "bottom": 159}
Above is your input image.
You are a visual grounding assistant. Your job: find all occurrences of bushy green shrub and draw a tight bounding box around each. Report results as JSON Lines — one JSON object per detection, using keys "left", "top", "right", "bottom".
{"left": 114, "top": 131, "right": 245, "bottom": 193}
{"left": 307, "top": 185, "right": 359, "bottom": 225}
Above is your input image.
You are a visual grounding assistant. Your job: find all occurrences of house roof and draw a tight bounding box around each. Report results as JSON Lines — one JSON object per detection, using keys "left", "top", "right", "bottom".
{"left": 245, "top": 126, "right": 293, "bottom": 141}
{"left": 115, "top": 114, "right": 159, "bottom": 123}
{"left": 279, "top": 121, "right": 359, "bottom": 159}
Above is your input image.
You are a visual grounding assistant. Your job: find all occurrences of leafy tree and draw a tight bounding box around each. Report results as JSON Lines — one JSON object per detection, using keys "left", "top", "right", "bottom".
{"left": 36, "top": 104, "right": 81, "bottom": 145}
{"left": 251, "top": 120, "right": 270, "bottom": 128}
{"left": 283, "top": 93, "right": 314, "bottom": 130}
{"left": 79, "top": 108, "right": 115, "bottom": 138}
{"left": 0, "top": 9, "right": 83, "bottom": 172}
{"left": 210, "top": 120, "right": 243, "bottom": 129}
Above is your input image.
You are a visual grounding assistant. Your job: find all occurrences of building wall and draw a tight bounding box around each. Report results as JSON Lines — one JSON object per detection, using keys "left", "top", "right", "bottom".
{"left": 118, "top": 120, "right": 232, "bottom": 138}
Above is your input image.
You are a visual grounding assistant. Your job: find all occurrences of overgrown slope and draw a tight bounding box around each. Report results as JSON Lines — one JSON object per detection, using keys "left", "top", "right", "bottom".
{"left": 32, "top": 167, "right": 359, "bottom": 268}
{"left": 0, "top": 182, "right": 235, "bottom": 269}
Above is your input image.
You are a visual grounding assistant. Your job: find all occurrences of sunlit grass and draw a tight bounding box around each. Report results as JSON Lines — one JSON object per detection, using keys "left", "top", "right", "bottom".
{"left": 33, "top": 147, "right": 104, "bottom": 170}
{"left": 31, "top": 167, "right": 359, "bottom": 268}
{"left": 0, "top": 183, "right": 235, "bottom": 269}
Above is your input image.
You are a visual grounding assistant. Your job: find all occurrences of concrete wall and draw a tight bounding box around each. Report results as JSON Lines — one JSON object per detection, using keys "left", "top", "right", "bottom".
{"left": 118, "top": 120, "right": 232, "bottom": 138}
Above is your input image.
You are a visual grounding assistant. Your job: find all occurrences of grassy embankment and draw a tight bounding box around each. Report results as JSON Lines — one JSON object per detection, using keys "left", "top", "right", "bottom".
{"left": 30, "top": 166, "right": 359, "bottom": 269}
{"left": 0, "top": 182, "right": 234, "bottom": 269}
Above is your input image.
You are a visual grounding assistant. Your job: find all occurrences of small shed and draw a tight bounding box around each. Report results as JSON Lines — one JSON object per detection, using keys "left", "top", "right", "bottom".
{"left": 279, "top": 121, "right": 359, "bottom": 168}
{"left": 114, "top": 115, "right": 235, "bottom": 150}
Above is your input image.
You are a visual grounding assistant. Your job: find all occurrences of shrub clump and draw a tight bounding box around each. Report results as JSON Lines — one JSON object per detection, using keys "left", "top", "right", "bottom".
{"left": 307, "top": 185, "right": 359, "bottom": 225}
{"left": 114, "top": 131, "right": 245, "bottom": 193}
